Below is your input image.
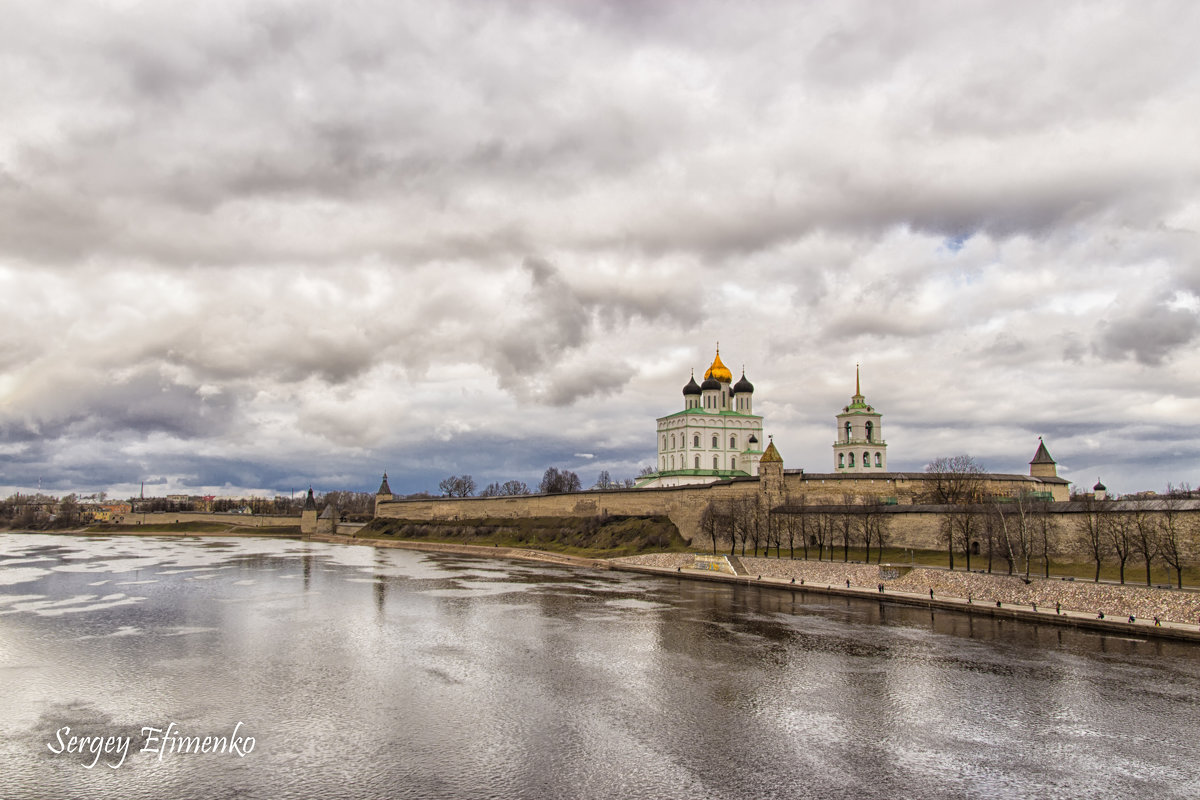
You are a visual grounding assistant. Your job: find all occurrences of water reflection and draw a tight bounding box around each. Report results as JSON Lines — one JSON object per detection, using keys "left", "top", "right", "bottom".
{"left": 1, "top": 533, "right": 1198, "bottom": 800}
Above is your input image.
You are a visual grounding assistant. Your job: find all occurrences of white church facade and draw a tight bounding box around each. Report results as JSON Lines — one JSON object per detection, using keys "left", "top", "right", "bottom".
{"left": 637, "top": 348, "right": 766, "bottom": 488}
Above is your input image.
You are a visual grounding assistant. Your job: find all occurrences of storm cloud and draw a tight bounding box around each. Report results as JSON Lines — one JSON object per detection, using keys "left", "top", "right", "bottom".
{"left": 2, "top": 0, "right": 1199, "bottom": 497}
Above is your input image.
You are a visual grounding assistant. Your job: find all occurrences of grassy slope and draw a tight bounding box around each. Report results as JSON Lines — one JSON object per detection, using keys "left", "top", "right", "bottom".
{"left": 358, "top": 515, "right": 690, "bottom": 558}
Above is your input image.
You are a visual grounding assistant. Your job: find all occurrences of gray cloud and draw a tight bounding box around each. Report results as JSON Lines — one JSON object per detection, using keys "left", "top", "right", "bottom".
{"left": 2, "top": 1, "right": 1199, "bottom": 497}
{"left": 1096, "top": 297, "right": 1200, "bottom": 366}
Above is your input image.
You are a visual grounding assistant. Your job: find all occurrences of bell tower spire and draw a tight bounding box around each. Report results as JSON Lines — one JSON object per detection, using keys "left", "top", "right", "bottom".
{"left": 834, "top": 365, "right": 886, "bottom": 472}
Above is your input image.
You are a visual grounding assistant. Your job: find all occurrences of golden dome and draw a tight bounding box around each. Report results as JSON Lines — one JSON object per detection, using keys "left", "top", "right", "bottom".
{"left": 703, "top": 348, "right": 733, "bottom": 383}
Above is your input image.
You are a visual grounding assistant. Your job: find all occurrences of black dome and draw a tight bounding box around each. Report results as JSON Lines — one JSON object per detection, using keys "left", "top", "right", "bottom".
{"left": 682, "top": 375, "right": 701, "bottom": 395}
{"left": 733, "top": 373, "right": 754, "bottom": 393}
{"left": 700, "top": 376, "right": 721, "bottom": 391}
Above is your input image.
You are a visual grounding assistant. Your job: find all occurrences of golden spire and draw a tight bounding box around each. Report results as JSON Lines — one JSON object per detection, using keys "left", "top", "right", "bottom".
{"left": 703, "top": 344, "right": 733, "bottom": 383}
{"left": 856, "top": 363, "right": 860, "bottom": 396}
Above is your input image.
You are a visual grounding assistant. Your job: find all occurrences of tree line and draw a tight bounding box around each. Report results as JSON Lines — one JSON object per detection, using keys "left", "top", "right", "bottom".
{"left": 698, "top": 494, "right": 895, "bottom": 564}
{"left": 435, "top": 467, "right": 642, "bottom": 499}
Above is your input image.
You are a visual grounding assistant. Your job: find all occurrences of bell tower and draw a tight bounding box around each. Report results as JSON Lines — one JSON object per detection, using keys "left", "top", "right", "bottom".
{"left": 833, "top": 365, "right": 887, "bottom": 473}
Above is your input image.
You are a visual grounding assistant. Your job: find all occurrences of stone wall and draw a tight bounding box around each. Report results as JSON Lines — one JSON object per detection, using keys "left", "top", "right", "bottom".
{"left": 125, "top": 511, "right": 301, "bottom": 527}
{"left": 377, "top": 479, "right": 1200, "bottom": 564}
{"left": 376, "top": 470, "right": 1070, "bottom": 545}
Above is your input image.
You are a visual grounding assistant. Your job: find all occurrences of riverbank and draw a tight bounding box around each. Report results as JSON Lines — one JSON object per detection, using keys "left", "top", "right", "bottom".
{"left": 615, "top": 552, "right": 1200, "bottom": 643}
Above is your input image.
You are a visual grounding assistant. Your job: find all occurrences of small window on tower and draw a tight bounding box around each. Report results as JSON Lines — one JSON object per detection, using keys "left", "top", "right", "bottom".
{"left": 693, "top": 434, "right": 700, "bottom": 448}
{"left": 730, "top": 435, "right": 737, "bottom": 449}
{"left": 712, "top": 435, "right": 718, "bottom": 448}
{"left": 713, "top": 456, "right": 718, "bottom": 470}
{"left": 875, "top": 452, "right": 882, "bottom": 468}
{"left": 849, "top": 453, "right": 855, "bottom": 467}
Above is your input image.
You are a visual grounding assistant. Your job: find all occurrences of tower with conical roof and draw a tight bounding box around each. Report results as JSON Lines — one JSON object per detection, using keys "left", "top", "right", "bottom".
{"left": 640, "top": 345, "right": 766, "bottom": 488}
{"left": 1029, "top": 437, "right": 1058, "bottom": 478}
{"left": 300, "top": 486, "right": 319, "bottom": 534}
{"left": 374, "top": 472, "right": 394, "bottom": 513}
{"left": 834, "top": 365, "right": 887, "bottom": 473}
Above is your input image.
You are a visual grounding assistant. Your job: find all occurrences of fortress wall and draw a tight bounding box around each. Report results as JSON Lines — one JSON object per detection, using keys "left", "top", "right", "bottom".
{"left": 376, "top": 473, "right": 1073, "bottom": 547}
{"left": 125, "top": 511, "right": 300, "bottom": 527}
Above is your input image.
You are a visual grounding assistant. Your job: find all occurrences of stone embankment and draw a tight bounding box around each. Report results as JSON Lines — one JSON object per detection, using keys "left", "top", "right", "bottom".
{"left": 613, "top": 553, "right": 1200, "bottom": 638}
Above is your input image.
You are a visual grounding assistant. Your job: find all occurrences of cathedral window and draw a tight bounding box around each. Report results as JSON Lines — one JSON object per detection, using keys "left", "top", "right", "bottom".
{"left": 731, "top": 457, "right": 737, "bottom": 471}
{"left": 839, "top": 453, "right": 845, "bottom": 468}
{"left": 671, "top": 455, "right": 675, "bottom": 469}
{"left": 866, "top": 421, "right": 873, "bottom": 443}
{"left": 729, "top": 435, "right": 737, "bottom": 449}
{"left": 713, "top": 456, "right": 719, "bottom": 470}
{"left": 671, "top": 434, "right": 676, "bottom": 450}
{"left": 694, "top": 455, "right": 700, "bottom": 469}
{"left": 693, "top": 434, "right": 700, "bottom": 448}
{"left": 712, "top": 434, "right": 718, "bottom": 448}
{"left": 875, "top": 452, "right": 882, "bottom": 467}
{"left": 848, "top": 452, "right": 855, "bottom": 467}
{"left": 845, "top": 421, "right": 852, "bottom": 442}
{"left": 863, "top": 451, "right": 870, "bottom": 467}
{"left": 662, "top": 435, "right": 666, "bottom": 450}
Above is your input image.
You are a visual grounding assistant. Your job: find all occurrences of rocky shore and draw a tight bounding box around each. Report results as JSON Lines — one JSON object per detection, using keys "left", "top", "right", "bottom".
{"left": 613, "top": 552, "right": 1200, "bottom": 627}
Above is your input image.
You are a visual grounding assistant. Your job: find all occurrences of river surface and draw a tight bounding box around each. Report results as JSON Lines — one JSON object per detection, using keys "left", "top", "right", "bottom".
{"left": 1, "top": 533, "right": 1198, "bottom": 799}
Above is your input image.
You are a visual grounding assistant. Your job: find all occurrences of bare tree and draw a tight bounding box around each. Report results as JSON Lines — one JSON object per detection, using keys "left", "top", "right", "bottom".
{"left": 925, "top": 455, "right": 986, "bottom": 569}
{"left": 814, "top": 511, "right": 832, "bottom": 561}
{"left": 699, "top": 501, "right": 723, "bottom": 556}
{"left": 1105, "top": 511, "right": 1134, "bottom": 584}
{"left": 1031, "top": 499, "right": 1059, "bottom": 579}
{"left": 1130, "top": 506, "right": 1158, "bottom": 586}
{"left": 949, "top": 506, "right": 983, "bottom": 572}
{"left": 730, "top": 497, "right": 753, "bottom": 557}
{"left": 924, "top": 455, "right": 986, "bottom": 503}
{"left": 594, "top": 470, "right": 614, "bottom": 490}
{"left": 745, "top": 497, "right": 768, "bottom": 557}
{"left": 437, "top": 475, "right": 476, "bottom": 498}
{"left": 1074, "top": 494, "right": 1109, "bottom": 582}
{"left": 872, "top": 504, "right": 891, "bottom": 564}
{"left": 1158, "top": 485, "right": 1195, "bottom": 589}
{"left": 778, "top": 494, "right": 806, "bottom": 560}
{"left": 539, "top": 468, "right": 582, "bottom": 494}
{"left": 990, "top": 497, "right": 1029, "bottom": 576}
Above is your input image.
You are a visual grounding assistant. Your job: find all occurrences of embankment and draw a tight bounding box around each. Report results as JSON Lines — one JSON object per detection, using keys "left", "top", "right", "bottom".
{"left": 615, "top": 553, "right": 1200, "bottom": 643}
{"left": 356, "top": 514, "right": 688, "bottom": 557}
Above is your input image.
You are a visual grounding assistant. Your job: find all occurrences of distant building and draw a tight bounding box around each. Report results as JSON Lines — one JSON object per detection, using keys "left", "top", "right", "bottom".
{"left": 638, "top": 347, "right": 765, "bottom": 488}
{"left": 833, "top": 365, "right": 887, "bottom": 472}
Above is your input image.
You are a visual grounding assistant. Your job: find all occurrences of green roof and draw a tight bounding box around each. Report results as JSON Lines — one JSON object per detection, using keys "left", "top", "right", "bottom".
{"left": 658, "top": 409, "right": 762, "bottom": 421}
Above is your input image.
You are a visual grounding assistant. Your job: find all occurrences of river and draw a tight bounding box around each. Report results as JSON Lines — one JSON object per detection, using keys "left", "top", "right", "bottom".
{"left": 1, "top": 533, "right": 1198, "bottom": 799}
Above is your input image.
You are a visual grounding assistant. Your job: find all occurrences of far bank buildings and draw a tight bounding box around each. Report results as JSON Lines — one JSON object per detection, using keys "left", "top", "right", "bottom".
{"left": 638, "top": 347, "right": 1068, "bottom": 501}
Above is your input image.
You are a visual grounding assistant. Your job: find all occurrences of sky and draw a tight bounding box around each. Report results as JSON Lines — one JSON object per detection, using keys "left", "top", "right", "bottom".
{"left": 2, "top": 0, "right": 1199, "bottom": 500}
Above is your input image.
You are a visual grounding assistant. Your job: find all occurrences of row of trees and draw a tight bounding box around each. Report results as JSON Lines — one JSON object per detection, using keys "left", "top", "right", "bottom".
{"left": 698, "top": 495, "right": 894, "bottom": 563}
{"left": 924, "top": 455, "right": 1198, "bottom": 588}
{"left": 435, "top": 468, "right": 643, "bottom": 498}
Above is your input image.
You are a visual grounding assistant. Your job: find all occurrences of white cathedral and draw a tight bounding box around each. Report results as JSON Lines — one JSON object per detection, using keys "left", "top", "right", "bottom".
{"left": 637, "top": 350, "right": 887, "bottom": 487}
